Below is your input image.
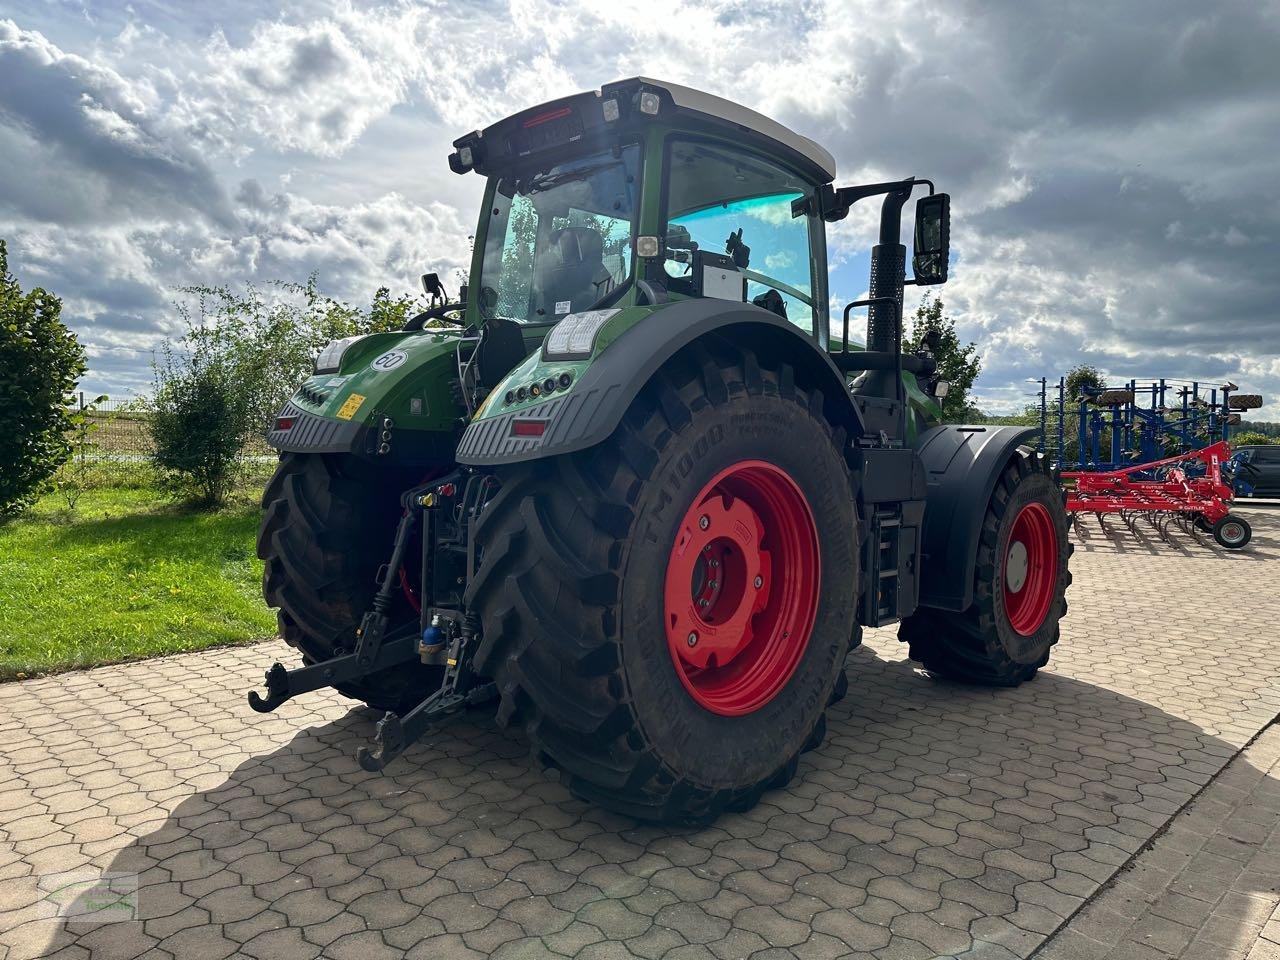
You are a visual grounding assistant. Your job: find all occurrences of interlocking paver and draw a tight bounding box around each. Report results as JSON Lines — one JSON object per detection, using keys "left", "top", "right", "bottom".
{"left": 0, "top": 508, "right": 1278, "bottom": 960}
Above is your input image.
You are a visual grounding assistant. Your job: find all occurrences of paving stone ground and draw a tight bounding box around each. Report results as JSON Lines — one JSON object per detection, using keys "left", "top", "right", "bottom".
{"left": 1037, "top": 721, "right": 1280, "bottom": 960}
{"left": 1, "top": 508, "right": 1278, "bottom": 960}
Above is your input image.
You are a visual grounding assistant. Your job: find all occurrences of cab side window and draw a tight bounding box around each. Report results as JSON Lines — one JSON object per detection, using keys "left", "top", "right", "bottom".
{"left": 663, "top": 140, "right": 818, "bottom": 335}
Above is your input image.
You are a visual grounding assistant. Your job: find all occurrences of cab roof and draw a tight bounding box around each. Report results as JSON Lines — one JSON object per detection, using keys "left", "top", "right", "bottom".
{"left": 628, "top": 78, "right": 836, "bottom": 182}
{"left": 451, "top": 77, "right": 837, "bottom": 185}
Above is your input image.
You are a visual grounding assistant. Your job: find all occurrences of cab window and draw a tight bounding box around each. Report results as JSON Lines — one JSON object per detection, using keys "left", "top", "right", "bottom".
{"left": 481, "top": 145, "right": 640, "bottom": 323}
{"left": 662, "top": 140, "right": 818, "bottom": 335}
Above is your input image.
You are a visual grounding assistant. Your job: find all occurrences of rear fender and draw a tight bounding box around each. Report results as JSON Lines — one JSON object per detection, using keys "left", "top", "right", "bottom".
{"left": 913, "top": 424, "right": 1039, "bottom": 612}
{"left": 456, "top": 299, "right": 864, "bottom": 466}
{"left": 266, "top": 329, "right": 467, "bottom": 462}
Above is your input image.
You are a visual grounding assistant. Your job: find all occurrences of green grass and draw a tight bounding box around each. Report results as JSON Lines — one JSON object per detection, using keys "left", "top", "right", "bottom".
{"left": 0, "top": 486, "right": 276, "bottom": 681}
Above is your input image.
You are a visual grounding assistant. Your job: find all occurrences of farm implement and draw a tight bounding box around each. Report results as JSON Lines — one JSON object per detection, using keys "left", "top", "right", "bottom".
{"left": 1030, "top": 376, "right": 1264, "bottom": 472}
{"left": 1063, "top": 440, "right": 1251, "bottom": 549}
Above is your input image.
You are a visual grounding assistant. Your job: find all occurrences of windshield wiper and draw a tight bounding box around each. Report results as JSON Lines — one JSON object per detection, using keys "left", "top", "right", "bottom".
{"left": 521, "top": 160, "right": 620, "bottom": 195}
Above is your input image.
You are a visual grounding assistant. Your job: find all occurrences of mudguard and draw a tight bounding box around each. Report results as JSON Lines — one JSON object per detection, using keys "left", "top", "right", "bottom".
{"left": 456, "top": 299, "right": 863, "bottom": 466}
{"left": 912, "top": 424, "right": 1039, "bottom": 612}
{"left": 264, "top": 329, "right": 468, "bottom": 465}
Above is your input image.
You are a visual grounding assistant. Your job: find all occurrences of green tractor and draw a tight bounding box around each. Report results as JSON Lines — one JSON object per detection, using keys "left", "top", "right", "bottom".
{"left": 252, "top": 78, "right": 1072, "bottom": 823}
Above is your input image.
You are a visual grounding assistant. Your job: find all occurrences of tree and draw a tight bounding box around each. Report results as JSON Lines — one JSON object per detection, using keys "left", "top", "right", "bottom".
{"left": 0, "top": 239, "right": 87, "bottom": 519}
{"left": 903, "top": 296, "right": 981, "bottom": 422}
{"left": 1065, "top": 363, "right": 1105, "bottom": 401}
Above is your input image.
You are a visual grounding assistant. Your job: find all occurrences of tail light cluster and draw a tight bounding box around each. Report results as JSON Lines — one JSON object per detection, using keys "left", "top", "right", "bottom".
{"left": 505, "top": 371, "right": 573, "bottom": 407}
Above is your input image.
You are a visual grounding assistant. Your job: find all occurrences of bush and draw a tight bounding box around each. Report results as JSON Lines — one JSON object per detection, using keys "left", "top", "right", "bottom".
{"left": 178, "top": 279, "right": 418, "bottom": 438}
{"left": 149, "top": 278, "right": 419, "bottom": 506}
{"left": 1232, "top": 431, "right": 1276, "bottom": 447}
{"left": 0, "top": 239, "right": 87, "bottom": 519}
{"left": 150, "top": 348, "right": 252, "bottom": 506}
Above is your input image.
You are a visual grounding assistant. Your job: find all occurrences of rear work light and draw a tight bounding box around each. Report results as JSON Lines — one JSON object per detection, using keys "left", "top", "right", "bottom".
{"left": 511, "top": 419, "right": 547, "bottom": 438}
{"left": 542, "top": 308, "right": 619, "bottom": 360}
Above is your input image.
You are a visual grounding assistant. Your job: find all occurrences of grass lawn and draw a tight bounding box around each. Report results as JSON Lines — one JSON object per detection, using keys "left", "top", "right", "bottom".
{"left": 0, "top": 486, "right": 276, "bottom": 680}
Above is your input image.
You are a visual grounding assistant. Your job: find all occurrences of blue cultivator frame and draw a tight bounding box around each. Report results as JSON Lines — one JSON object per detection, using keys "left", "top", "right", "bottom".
{"left": 1030, "top": 377, "right": 1245, "bottom": 473}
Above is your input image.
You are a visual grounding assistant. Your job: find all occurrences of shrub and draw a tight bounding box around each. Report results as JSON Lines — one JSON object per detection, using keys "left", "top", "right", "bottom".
{"left": 0, "top": 240, "right": 87, "bottom": 519}
{"left": 178, "top": 279, "right": 418, "bottom": 438}
{"left": 149, "top": 278, "right": 418, "bottom": 506}
{"left": 149, "top": 346, "right": 252, "bottom": 506}
{"left": 1232, "top": 431, "right": 1276, "bottom": 447}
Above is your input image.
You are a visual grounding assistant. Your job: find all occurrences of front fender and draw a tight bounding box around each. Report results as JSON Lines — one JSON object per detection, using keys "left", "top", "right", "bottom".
{"left": 457, "top": 299, "right": 863, "bottom": 466}
{"left": 913, "top": 424, "right": 1039, "bottom": 612}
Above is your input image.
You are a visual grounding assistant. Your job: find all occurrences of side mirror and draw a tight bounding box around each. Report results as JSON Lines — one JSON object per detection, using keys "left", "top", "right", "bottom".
{"left": 912, "top": 193, "right": 950, "bottom": 285}
{"left": 421, "top": 272, "right": 445, "bottom": 301}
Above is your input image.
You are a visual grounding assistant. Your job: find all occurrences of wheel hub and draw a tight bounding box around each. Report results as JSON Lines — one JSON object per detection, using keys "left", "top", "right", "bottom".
{"left": 1002, "top": 501, "right": 1058, "bottom": 637}
{"left": 663, "top": 460, "right": 820, "bottom": 716}
{"left": 668, "top": 493, "right": 769, "bottom": 671}
{"left": 1005, "top": 541, "right": 1029, "bottom": 593}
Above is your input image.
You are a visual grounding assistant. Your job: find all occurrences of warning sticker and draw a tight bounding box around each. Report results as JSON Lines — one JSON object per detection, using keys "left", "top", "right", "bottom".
{"left": 336, "top": 393, "right": 366, "bottom": 420}
{"left": 555, "top": 300, "right": 572, "bottom": 315}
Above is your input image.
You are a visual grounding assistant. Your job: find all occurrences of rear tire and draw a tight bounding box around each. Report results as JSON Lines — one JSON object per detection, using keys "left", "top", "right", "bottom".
{"left": 899, "top": 447, "right": 1071, "bottom": 685}
{"left": 257, "top": 452, "right": 440, "bottom": 712}
{"left": 466, "top": 342, "right": 858, "bottom": 823}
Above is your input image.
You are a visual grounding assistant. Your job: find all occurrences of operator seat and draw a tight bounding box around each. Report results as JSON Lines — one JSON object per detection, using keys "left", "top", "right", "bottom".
{"left": 532, "top": 226, "right": 613, "bottom": 317}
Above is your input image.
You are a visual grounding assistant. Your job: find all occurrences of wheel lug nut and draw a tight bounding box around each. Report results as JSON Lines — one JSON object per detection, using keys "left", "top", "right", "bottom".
{"left": 698, "top": 599, "right": 708, "bottom": 608}
{"left": 708, "top": 580, "right": 718, "bottom": 589}
{"left": 754, "top": 575, "right": 763, "bottom": 588}
{"left": 698, "top": 515, "right": 710, "bottom": 530}
{"left": 687, "top": 632, "right": 698, "bottom": 647}
{"left": 709, "top": 559, "right": 719, "bottom": 568}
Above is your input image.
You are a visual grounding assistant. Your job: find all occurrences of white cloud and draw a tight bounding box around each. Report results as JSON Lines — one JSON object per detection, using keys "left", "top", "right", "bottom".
{"left": 0, "top": 0, "right": 1278, "bottom": 420}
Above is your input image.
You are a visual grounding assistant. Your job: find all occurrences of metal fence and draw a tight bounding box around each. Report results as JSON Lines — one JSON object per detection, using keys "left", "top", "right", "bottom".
{"left": 71, "top": 394, "right": 276, "bottom": 482}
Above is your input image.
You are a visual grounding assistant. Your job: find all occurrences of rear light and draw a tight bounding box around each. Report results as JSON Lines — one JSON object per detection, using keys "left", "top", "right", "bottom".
{"left": 511, "top": 419, "right": 547, "bottom": 438}
{"left": 275, "top": 416, "right": 296, "bottom": 431}
{"left": 524, "top": 106, "right": 572, "bottom": 128}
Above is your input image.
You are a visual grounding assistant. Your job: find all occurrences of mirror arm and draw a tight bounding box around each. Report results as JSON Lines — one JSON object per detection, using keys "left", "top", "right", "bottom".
{"left": 793, "top": 177, "right": 927, "bottom": 222}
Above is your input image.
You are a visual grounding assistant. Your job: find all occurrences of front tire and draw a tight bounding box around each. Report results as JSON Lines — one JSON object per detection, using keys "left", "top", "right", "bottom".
{"left": 899, "top": 447, "right": 1071, "bottom": 685}
{"left": 466, "top": 343, "right": 858, "bottom": 823}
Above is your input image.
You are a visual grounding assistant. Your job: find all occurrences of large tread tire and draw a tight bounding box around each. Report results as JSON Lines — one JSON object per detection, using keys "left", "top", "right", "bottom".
{"left": 898, "top": 447, "right": 1071, "bottom": 685}
{"left": 1229, "top": 394, "right": 1263, "bottom": 411}
{"left": 257, "top": 452, "right": 439, "bottom": 711}
{"left": 466, "top": 340, "right": 859, "bottom": 824}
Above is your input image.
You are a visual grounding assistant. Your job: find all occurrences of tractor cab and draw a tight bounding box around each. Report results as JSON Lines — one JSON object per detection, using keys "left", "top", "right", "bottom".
{"left": 451, "top": 77, "right": 950, "bottom": 442}
{"left": 451, "top": 78, "right": 836, "bottom": 342}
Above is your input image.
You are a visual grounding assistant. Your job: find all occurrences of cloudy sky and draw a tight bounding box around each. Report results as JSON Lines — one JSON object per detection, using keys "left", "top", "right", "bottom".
{"left": 2, "top": 0, "right": 1277, "bottom": 416}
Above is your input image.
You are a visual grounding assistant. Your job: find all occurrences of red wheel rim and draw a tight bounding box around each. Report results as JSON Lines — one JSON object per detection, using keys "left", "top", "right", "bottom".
{"left": 663, "top": 460, "right": 820, "bottom": 716}
{"left": 1002, "top": 501, "right": 1058, "bottom": 636}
